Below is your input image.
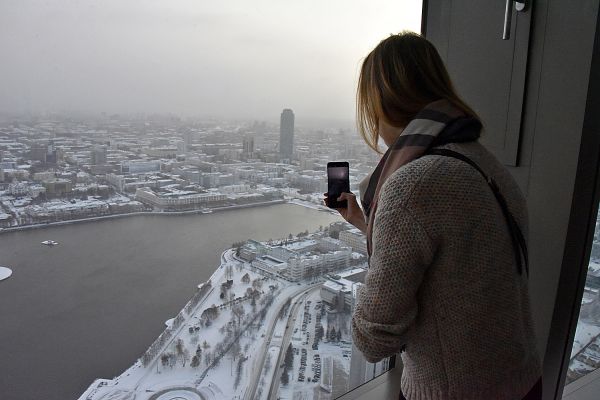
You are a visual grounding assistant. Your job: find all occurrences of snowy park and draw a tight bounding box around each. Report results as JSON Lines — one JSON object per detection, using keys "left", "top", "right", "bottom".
{"left": 79, "top": 231, "right": 360, "bottom": 400}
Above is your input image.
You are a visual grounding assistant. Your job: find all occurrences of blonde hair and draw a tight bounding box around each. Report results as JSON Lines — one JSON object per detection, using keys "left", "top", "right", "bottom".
{"left": 356, "top": 31, "right": 479, "bottom": 153}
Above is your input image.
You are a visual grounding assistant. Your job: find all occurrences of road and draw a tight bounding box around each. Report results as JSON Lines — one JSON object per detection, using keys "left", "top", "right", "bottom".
{"left": 266, "top": 286, "right": 321, "bottom": 400}
{"left": 244, "top": 283, "right": 322, "bottom": 400}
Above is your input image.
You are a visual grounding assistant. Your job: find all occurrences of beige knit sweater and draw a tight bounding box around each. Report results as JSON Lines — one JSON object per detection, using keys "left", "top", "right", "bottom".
{"left": 351, "top": 141, "right": 542, "bottom": 400}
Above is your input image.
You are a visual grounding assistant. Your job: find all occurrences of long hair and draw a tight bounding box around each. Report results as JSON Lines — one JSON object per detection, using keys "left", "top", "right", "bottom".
{"left": 356, "top": 31, "right": 480, "bottom": 153}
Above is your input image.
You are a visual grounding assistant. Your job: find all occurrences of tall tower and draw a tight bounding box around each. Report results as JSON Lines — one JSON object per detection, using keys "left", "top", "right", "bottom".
{"left": 91, "top": 145, "right": 107, "bottom": 165}
{"left": 242, "top": 135, "right": 254, "bottom": 157}
{"left": 279, "top": 108, "right": 294, "bottom": 161}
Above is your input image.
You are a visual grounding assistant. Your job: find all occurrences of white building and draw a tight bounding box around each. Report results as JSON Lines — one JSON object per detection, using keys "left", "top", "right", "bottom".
{"left": 134, "top": 188, "right": 225, "bottom": 209}
{"left": 286, "top": 248, "right": 352, "bottom": 282}
{"left": 339, "top": 228, "right": 368, "bottom": 254}
{"left": 320, "top": 267, "right": 366, "bottom": 311}
{"left": 121, "top": 160, "right": 161, "bottom": 174}
{"left": 7, "top": 182, "right": 29, "bottom": 196}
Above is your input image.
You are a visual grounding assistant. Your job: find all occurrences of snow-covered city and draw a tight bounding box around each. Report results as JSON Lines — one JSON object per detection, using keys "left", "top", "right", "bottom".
{"left": 78, "top": 224, "right": 390, "bottom": 400}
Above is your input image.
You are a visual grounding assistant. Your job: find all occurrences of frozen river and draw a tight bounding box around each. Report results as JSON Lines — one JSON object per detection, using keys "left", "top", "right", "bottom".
{"left": 0, "top": 203, "right": 341, "bottom": 400}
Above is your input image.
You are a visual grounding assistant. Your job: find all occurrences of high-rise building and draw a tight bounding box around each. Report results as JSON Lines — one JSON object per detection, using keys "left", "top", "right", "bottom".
{"left": 30, "top": 144, "right": 48, "bottom": 163}
{"left": 279, "top": 108, "right": 294, "bottom": 160}
{"left": 242, "top": 135, "right": 254, "bottom": 157}
{"left": 183, "top": 132, "right": 193, "bottom": 146}
{"left": 91, "top": 146, "right": 107, "bottom": 165}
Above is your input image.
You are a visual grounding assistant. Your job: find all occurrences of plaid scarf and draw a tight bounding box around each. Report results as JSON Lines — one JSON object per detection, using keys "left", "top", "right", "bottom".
{"left": 361, "top": 99, "right": 482, "bottom": 257}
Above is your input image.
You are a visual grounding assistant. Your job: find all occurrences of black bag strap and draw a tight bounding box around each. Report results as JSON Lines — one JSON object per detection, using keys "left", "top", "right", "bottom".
{"left": 426, "top": 148, "right": 529, "bottom": 277}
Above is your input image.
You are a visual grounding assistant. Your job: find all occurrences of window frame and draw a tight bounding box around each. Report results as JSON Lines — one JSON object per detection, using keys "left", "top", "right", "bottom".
{"left": 546, "top": 12, "right": 600, "bottom": 398}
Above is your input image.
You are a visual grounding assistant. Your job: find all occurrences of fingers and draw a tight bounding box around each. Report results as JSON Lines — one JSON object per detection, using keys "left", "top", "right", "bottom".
{"left": 336, "top": 192, "right": 355, "bottom": 202}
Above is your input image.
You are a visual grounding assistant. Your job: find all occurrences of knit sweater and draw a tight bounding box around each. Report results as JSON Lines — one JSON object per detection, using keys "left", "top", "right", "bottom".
{"left": 351, "top": 140, "right": 542, "bottom": 400}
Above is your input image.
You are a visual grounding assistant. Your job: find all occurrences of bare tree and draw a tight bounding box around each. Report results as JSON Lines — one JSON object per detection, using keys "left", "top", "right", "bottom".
{"left": 175, "top": 339, "right": 184, "bottom": 356}
{"left": 252, "top": 278, "right": 263, "bottom": 290}
{"left": 182, "top": 348, "right": 190, "bottom": 366}
{"left": 230, "top": 340, "right": 242, "bottom": 361}
{"left": 242, "top": 273, "right": 250, "bottom": 284}
{"left": 232, "top": 304, "right": 245, "bottom": 326}
{"left": 281, "top": 369, "right": 289, "bottom": 386}
{"left": 160, "top": 353, "right": 169, "bottom": 367}
{"left": 190, "top": 355, "right": 200, "bottom": 368}
{"left": 168, "top": 353, "right": 176, "bottom": 368}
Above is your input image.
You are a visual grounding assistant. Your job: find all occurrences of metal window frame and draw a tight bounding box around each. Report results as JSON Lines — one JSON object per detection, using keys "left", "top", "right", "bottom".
{"left": 545, "top": 4, "right": 600, "bottom": 397}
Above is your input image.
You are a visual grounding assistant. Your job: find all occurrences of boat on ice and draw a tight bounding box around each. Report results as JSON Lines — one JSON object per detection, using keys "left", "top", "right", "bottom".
{"left": 41, "top": 240, "right": 59, "bottom": 246}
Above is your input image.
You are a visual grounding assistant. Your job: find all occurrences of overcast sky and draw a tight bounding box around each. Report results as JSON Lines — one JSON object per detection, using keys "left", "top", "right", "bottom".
{"left": 0, "top": 1, "right": 421, "bottom": 122}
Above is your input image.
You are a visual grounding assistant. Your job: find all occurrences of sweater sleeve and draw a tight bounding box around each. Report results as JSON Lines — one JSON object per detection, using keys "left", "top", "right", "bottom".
{"left": 351, "top": 204, "right": 435, "bottom": 363}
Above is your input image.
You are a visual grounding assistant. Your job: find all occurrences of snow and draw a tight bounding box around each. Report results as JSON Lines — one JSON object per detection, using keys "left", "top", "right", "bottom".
{"left": 79, "top": 241, "right": 360, "bottom": 400}
{"left": 571, "top": 320, "right": 600, "bottom": 358}
{"left": 0, "top": 267, "right": 12, "bottom": 281}
{"left": 589, "top": 259, "right": 600, "bottom": 274}
{"left": 323, "top": 280, "right": 344, "bottom": 291}
{"left": 277, "top": 289, "right": 351, "bottom": 400}
{"left": 79, "top": 248, "right": 301, "bottom": 400}
{"left": 287, "top": 197, "right": 339, "bottom": 214}
{"left": 283, "top": 239, "right": 318, "bottom": 251}
{"left": 152, "top": 389, "right": 203, "bottom": 400}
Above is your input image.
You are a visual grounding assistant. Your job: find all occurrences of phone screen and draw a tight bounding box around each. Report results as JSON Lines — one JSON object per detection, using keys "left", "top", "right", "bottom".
{"left": 327, "top": 163, "right": 350, "bottom": 208}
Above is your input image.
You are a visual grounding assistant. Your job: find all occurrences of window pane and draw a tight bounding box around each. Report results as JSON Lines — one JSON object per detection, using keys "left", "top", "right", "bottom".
{"left": 566, "top": 207, "right": 600, "bottom": 384}
{"left": 0, "top": 1, "right": 421, "bottom": 400}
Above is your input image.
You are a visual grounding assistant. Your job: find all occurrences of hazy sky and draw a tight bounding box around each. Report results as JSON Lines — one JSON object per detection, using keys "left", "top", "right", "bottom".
{"left": 0, "top": 1, "right": 421, "bottom": 121}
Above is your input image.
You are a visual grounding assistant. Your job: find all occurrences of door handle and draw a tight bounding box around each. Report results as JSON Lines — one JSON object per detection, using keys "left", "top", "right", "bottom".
{"left": 503, "top": 0, "right": 526, "bottom": 40}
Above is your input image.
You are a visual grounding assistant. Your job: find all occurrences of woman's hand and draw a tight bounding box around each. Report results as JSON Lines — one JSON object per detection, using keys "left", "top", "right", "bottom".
{"left": 323, "top": 192, "right": 367, "bottom": 234}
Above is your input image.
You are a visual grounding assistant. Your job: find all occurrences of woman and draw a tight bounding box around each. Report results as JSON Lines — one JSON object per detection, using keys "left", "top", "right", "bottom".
{"left": 325, "top": 32, "right": 542, "bottom": 400}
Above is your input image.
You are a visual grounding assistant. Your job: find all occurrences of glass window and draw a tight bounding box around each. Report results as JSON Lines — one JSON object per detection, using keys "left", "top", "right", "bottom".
{"left": 566, "top": 207, "right": 600, "bottom": 384}
{"left": 0, "top": 1, "right": 421, "bottom": 399}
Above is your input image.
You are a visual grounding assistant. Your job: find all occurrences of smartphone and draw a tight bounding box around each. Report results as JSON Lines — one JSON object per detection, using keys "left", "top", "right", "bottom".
{"left": 327, "top": 161, "right": 350, "bottom": 208}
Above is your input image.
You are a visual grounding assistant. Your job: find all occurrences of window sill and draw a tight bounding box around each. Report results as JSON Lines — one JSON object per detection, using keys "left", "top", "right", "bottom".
{"left": 336, "top": 356, "right": 403, "bottom": 400}
{"left": 563, "top": 367, "right": 600, "bottom": 400}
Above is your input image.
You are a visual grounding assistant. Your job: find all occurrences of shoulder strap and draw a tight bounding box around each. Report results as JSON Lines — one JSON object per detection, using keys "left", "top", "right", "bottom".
{"left": 427, "top": 148, "right": 529, "bottom": 277}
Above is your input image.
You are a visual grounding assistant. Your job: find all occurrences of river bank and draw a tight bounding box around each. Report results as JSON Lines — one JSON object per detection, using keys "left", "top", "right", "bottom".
{"left": 0, "top": 199, "right": 287, "bottom": 234}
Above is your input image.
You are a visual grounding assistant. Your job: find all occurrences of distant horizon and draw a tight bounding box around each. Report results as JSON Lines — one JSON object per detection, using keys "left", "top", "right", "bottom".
{"left": 0, "top": 109, "right": 359, "bottom": 130}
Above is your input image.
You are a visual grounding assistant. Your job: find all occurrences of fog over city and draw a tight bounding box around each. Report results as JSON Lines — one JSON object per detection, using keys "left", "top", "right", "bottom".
{"left": 0, "top": 0, "right": 421, "bottom": 122}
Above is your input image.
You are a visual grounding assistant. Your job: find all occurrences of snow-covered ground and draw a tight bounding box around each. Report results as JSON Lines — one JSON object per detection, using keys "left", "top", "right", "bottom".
{"left": 0, "top": 266, "right": 12, "bottom": 281}
{"left": 571, "top": 320, "right": 600, "bottom": 358}
{"left": 78, "top": 247, "right": 338, "bottom": 400}
{"left": 589, "top": 259, "right": 600, "bottom": 274}
{"left": 78, "top": 233, "right": 364, "bottom": 400}
{"left": 287, "top": 197, "right": 335, "bottom": 213}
